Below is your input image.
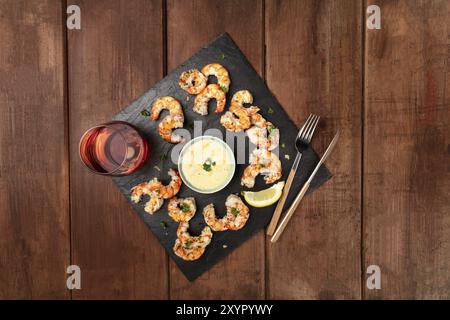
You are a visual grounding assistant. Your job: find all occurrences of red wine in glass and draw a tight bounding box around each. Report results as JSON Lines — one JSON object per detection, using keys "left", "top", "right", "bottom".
{"left": 79, "top": 121, "right": 148, "bottom": 176}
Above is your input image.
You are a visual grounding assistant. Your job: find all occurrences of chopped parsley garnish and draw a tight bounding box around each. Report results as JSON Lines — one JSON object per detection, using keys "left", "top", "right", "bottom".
{"left": 219, "top": 52, "right": 225, "bottom": 60}
{"left": 185, "top": 240, "right": 192, "bottom": 248}
{"left": 268, "top": 107, "right": 274, "bottom": 114}
{"left": 160, "top": 221, "right": 168, "bottom": 229}
{"left": 281, "top": 143, "right": 286, "bottom": 148}
{"left": 220, "top": 85, "right": 228, "bottom": 93}
{"left": 202, "top": 158, "right": 216, "bottom": 172}
{"left": 140, "top": 109, "right": 151, "bottom": 117}
{"left": 203, "top": 163, "right": 212, "bottom": 172}
{"left": 268, "top": 127, "right": 278, "bottom": 136}
{"left": 180, "top": 202, "right": 191, "bottom": 213}
{"left": 231, "top": 207, "right": 239, "bottom": 217}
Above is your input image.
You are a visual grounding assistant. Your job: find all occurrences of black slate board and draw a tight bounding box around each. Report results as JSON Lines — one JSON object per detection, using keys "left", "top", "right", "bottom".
{"left": 112, "top": 33, "right": 331, "bottom": 281}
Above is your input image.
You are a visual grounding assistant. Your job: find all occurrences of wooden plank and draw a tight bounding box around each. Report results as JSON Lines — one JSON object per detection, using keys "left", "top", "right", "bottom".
{"left": 266, "top": 0, "right": 362, "bottom": 299}
{"left": 364, "top": 0, "right": 450, "bottom": 299}
{"left": 0, "top": 0, "right": 70, "bottom": 299}
{"left": 68, "top": 0, "right": 168, "bottom": 299}
{"left": 167, "top": 0, "right": 265, "bottom": 299}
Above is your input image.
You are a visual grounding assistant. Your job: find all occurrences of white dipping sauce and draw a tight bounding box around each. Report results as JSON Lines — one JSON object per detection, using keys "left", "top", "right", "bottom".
{"left": 179, "top": 136, "right": 235, "bottom": 193}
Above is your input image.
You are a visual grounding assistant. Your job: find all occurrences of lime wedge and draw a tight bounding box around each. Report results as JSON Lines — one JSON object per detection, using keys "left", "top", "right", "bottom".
{"left": 241, "top": 181, "right": 285, "bottom": 208}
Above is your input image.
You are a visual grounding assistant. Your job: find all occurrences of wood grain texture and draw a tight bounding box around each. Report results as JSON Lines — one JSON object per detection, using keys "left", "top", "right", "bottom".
{"left": 364, "top": 0, "right": 450, "bottom": 299}
{"left": 0, "top": 0, "right": 70, "bottom": 299}
{"left": 266, "top": 0, "right": 362, "bottom": 299}
{"left": 68, "top": 0, "right": 168, "bottom": 299}
{"left": 2, "top": 0, "right": 449, "bottom": 300}
{"left": 167, "top": 0, "right": 265, "bottom": 299}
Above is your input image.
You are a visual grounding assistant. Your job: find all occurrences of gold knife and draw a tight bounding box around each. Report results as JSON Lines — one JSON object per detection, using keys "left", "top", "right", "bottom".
{"left": 270, "top": 130, "right": 340, "bottom": 243}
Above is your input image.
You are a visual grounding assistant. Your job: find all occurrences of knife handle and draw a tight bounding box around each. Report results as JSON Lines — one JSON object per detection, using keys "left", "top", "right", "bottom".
{"left": 266, "top": 168, "right": 296, "bottom": 236}
{"left": 270, "top": 180, "right": 311, "bottom": 243}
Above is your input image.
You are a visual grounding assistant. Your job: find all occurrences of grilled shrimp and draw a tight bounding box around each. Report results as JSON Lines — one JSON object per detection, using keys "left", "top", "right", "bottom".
{"left": 202, "top": 203, "right": 229, "bottom": 231}
{"left": 201, "top": 63, "right": 230, "bottom": 93}
{"left": 245, "top": 103, "right": 279, "bottom": 149}
{"left": 246, "top": 122, "right": 280, "bottom": 150}
{"left": 220, "top": 90, "right": 254, "bottom": 132}
{"left": 168, "top": 197, "right": 196, "bottom": 222}
{"left": 160, "top": 169, "right": 182, "bottom": 198}
{"left": 203, "top": 195, "right": 250, "bottom": 231}
{"left": 176, "top": 222, "right": 213, "bottom": 249}
{"left": 248, "top": 107, "right": 267, "bottom": 127}
{"left": 130, "top": 182, "right": 164, "bottom": 214}
{"left": 173, "top": 221, "right": 212, "bottom": 261}
{"left": 241, "top": 149, "right": 282, "bottom": 188}
{"left": 147, "top": 169, "right": 182, "bottom": 199}
{"left": 231, "top": 90, "right": 253, "bottom": 106}
{"left": 131, "top": 169, "right": 182, "bottom": 214}
{"left": 150, "top": 96, "right": 182, "bottom": 120}
{"left": 240, "top": 164, "right": 261, "bottom": 189}
{"left": 193, "top": 84, "right": 226, "bottom": 115}
{"left": 151, "top": 96, "right": 185, "bottom": 143}
{"left": 220, "top": 111, "right": 244, "bottom": 132}
{"left": 229, "top": 90, "right": 253, "bottom": 118}
{"left": 173, "top": 239, "right": 206, "bottom": 261}
{"left": 220, "top": 106, "right": 253, "bottom": 132}
{"left": 224, "top": 194, "right": 250, "bottom": 230}
{"left": 179, "top": 69, "right": 207, "bottom": 94}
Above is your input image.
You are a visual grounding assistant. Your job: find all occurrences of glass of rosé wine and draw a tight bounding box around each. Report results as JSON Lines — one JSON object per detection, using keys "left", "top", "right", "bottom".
{"left": 79, "top": 121, "right": 148, "bottom": 176}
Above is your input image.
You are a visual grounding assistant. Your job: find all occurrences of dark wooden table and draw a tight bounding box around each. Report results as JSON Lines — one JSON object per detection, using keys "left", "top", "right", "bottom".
{"left": 1, "top": 0, "right": 449, "bottom": 299}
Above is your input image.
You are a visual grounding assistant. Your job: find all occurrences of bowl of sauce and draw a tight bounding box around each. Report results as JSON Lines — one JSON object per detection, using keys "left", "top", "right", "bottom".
{"left": 178, "top": 136, "right": 235, "bottom": 194}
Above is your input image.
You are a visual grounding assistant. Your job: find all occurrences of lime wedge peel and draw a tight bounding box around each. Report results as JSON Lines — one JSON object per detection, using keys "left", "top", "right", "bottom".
{"left": 241, "top": 181, "right": 285, "bottom": 208}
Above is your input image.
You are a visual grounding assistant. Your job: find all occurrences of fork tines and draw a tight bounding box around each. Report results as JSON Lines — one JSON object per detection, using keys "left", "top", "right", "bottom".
{"left": 297, "top": 114, "right": 320, "bottom": 144}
